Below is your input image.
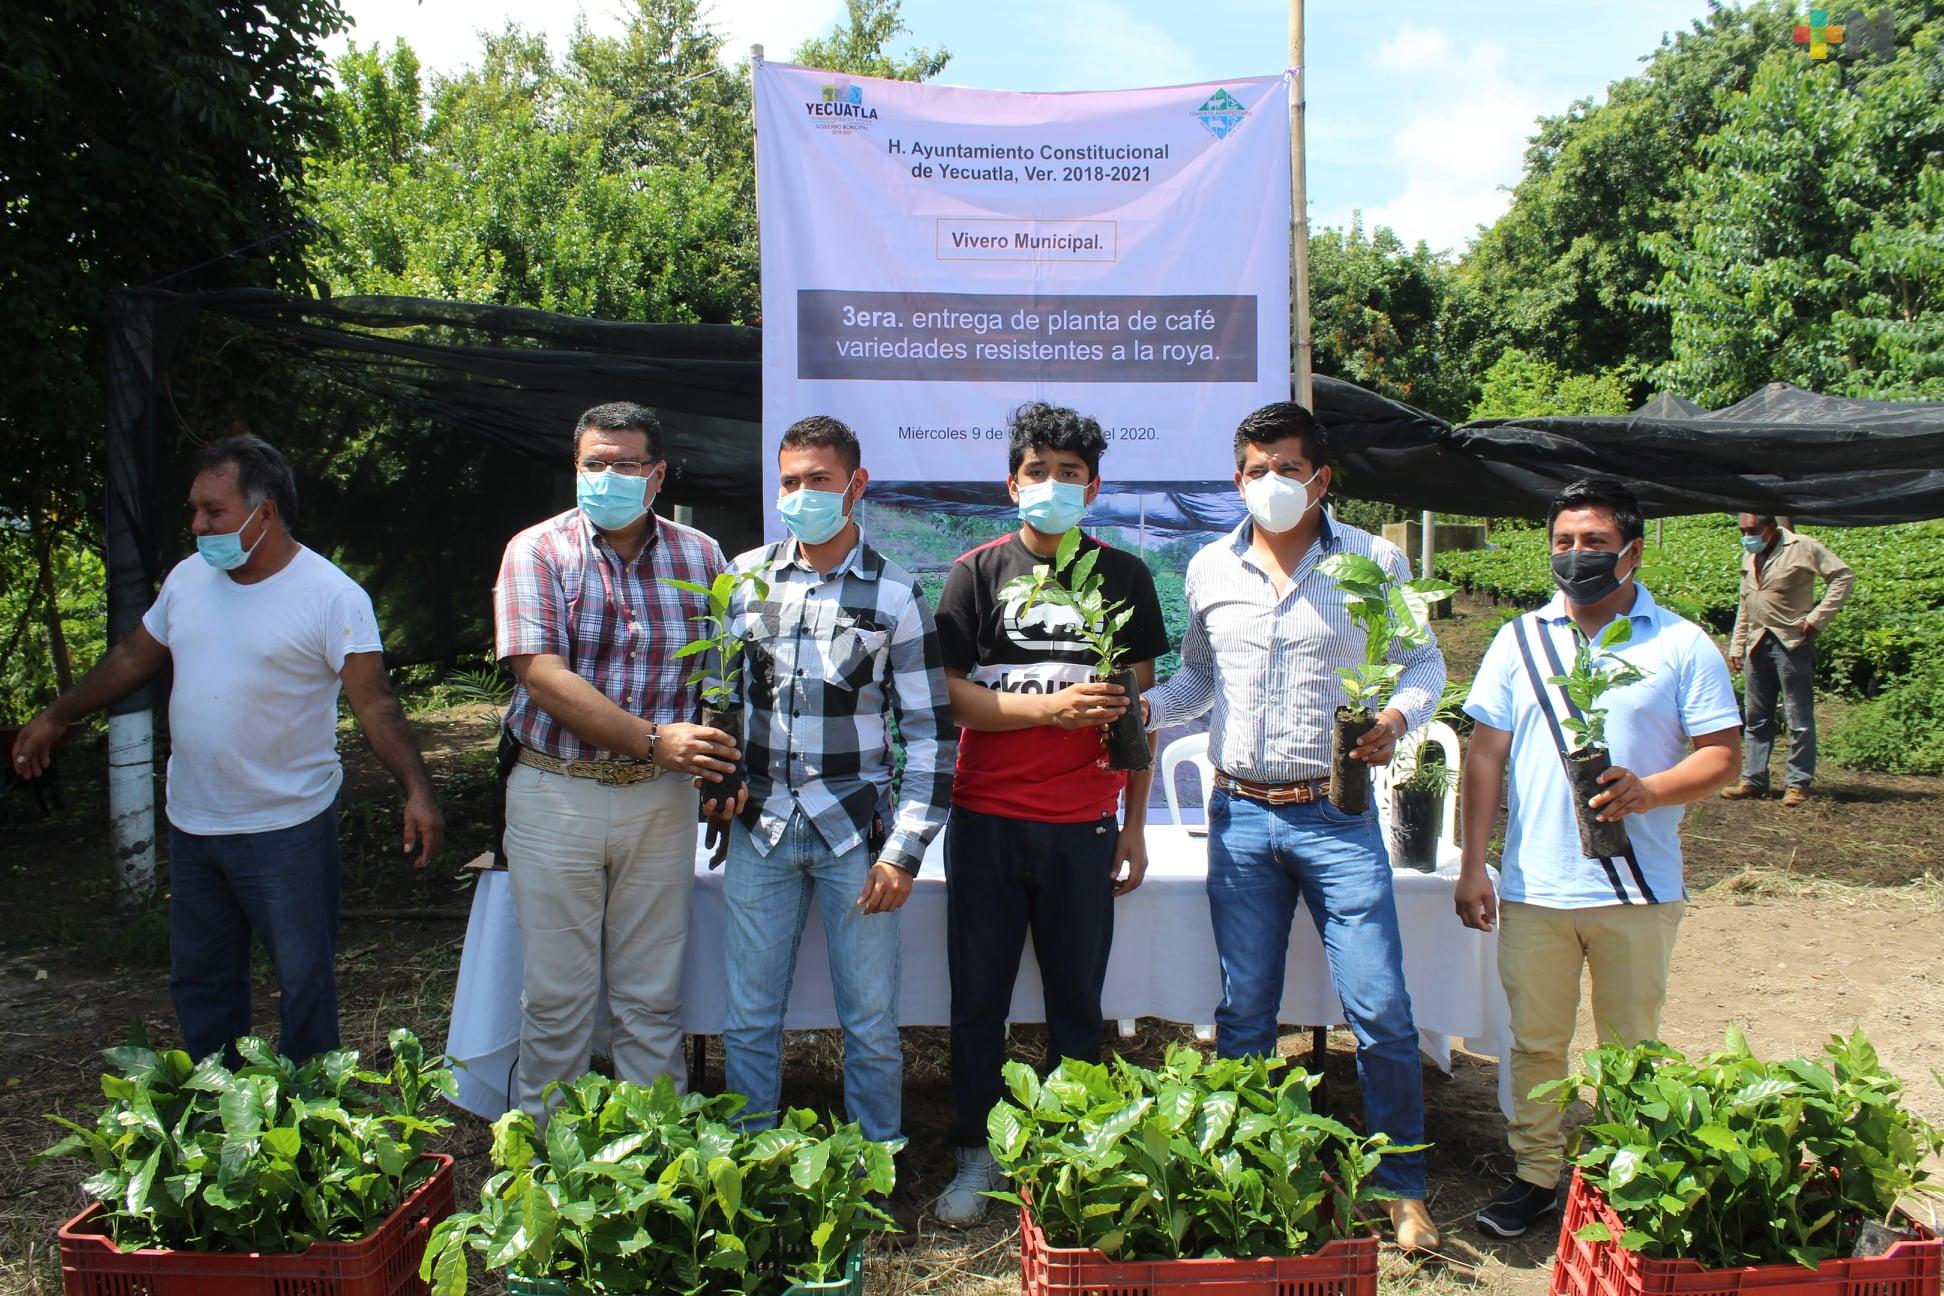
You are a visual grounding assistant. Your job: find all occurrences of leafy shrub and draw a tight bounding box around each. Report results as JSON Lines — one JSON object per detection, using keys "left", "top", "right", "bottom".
{"left": 1437, "top": 518, "right": 1944, "bottom": 698}
{"left": 1538, "top": 1028, "right": 1943, "bottom": 1269}
{"left": 37, "top": 1028, "right": 454, "bottom": 1252}
{"left": 1824, "top": 653, "right": 1944, "bottom": 774}
{"left": 986, "top": 1046, "right": 1413, "bottom": 1261}
{"left": 423, "top": 1074, "right": 896, "bottom": 1294}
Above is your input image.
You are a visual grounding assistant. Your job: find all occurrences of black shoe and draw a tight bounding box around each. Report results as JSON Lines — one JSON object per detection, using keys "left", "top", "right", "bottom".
{"left": 1476, "top": 1178, "right": 1560, "bottom": 1238}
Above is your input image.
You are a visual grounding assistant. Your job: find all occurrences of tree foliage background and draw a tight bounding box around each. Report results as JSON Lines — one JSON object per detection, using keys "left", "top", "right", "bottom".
{"left": 3, "top": 0, "right": 1942, "bottom": 718}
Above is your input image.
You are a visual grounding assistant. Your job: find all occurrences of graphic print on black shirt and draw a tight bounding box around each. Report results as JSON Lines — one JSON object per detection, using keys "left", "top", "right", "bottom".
{"left": 934, "top": 530, "right": 1171, "bottom": 821}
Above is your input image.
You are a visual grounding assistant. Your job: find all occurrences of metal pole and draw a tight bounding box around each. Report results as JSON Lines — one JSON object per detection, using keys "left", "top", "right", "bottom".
{"left": 1289, "top": 0, "right": 1313, "bottom": 411}
{"left": 104, "top": 292, "right": 160, "bottom": 904}
{"left": 1420, "top": 508, "right": 1436, "bottom": 582}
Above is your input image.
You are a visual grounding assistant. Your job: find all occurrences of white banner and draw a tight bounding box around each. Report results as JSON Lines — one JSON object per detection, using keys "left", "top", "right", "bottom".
{"left": 755, "top": 62, "right": 1292, "bottom": 495}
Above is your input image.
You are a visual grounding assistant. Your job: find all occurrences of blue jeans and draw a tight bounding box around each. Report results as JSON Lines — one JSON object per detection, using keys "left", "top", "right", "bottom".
{"left": 722, "top": 812, "right": 903, "bottom": 1143}
{"left": 168, "top": 802, "right": 341, "bottom": 1065}
{"left": 1207, "top": 789, "right": 1427, "bottom": 1197}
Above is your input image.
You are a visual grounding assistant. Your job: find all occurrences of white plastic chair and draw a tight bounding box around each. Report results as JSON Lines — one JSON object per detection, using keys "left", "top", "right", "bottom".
{"left": 1125, "top": 732, "right": 1217, "bottom": 1041}
{"left": 1375, "top": 721, "right": 1462, "bottom": 869}
{"left": 1160, "top": 731, "right": 1215, "bottom": 826}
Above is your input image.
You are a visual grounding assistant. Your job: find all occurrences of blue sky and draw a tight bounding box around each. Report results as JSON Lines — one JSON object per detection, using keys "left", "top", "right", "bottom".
{"left": 333, "top": 0, "right": 1722, "bottom": 254}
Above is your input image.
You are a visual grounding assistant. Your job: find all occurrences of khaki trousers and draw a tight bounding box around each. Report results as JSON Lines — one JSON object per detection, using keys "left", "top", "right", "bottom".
{"left": 1497, "top": 899, "right": 1685, "bottom": 1188}
{"left": 504, "top": 763, "right": 698, "bottom": 1118}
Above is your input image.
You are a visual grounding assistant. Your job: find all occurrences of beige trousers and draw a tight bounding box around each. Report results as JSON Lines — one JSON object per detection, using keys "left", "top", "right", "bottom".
{"left": 1497, "top": 899, "right": 1686, "bottom": 1188}
{"left": 503, "top": 763, "right": 698, "bottom": 1117}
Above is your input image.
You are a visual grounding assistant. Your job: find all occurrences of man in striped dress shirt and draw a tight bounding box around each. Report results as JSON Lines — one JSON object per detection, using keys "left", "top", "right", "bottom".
{"left": 708, "top": 416, "right": 955, "bottom": 1213}
{"left": 1455, "top": 478, "right": 1740, "bottom": 1239}
{"left": 494, "top": 402, "right": 743, "bottom": 1119}
{"left": 1144, "top": 400, "right": 1445, "bottom": 1252}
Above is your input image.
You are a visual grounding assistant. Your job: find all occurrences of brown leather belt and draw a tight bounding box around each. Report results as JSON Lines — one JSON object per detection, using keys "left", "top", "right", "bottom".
{"left": 1213, "top": 769, "right": 1329, "bottom": 806}
{"left": 516, "top": 747, "right": 662, "bottom": 786}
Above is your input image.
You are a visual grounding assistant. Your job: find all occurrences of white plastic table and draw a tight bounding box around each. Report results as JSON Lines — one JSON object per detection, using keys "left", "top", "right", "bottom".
{"left": 444, "top": 825, "right": 1511, "bottom": 1120}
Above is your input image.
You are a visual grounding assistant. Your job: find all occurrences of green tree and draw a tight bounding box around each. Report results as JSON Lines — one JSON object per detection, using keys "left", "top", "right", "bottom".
{"left": 304, "top": 0, "right": 952, "bottom": 324}
{"left": 1309, "top": 216, "right": 1466, "bottom": 421}
{"left": 1647, "top": 9, "right": 1944, "bottom": 403}
{"left": 794, "top": 0, "right": 951, "bottom": 81}
{"left": 1469, "top": 348, "right": 1632, "bottom": 420}
{"left": 1454, "top": 3, "right": 1796, "bottom": 393}
{"left": 305, "top": 25, "right": 757, "bottom": 322}
{"left": 0, "top": 0, "right": 346, "bottom": 713}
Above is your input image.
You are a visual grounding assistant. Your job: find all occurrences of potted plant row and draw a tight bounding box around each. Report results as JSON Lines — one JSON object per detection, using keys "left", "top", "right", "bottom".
{"left": 1000, "top": 528, "right": 1152, "bottom": 771}
{"left": 985, "top": 1045, "right": 1414, "bottom": 1296}
{"left": 1318, "top": 553, "right": 1453, "bottom": 815}
{"left": 1541, "top": 1027, "right": 1944, "bottom": 1296}
{"left": 39, "top": 1027, "right": 457, "bottom": 1296}
{"left": 422, "top": 1074, "right": 898, "bottom": 1295}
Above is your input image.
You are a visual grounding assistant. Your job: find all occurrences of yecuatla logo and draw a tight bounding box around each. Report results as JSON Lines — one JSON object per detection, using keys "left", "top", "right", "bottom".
{"left": 807, "top": 79, "right": 878, "bottom": 130}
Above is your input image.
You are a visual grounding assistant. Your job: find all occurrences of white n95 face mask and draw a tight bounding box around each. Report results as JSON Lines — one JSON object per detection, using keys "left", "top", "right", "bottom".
{"left": 1243, "top": 470, "right": 1317, "bottom": 534}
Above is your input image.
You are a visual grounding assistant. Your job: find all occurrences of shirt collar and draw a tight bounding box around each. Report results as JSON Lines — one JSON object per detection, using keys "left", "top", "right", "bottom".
{"left": 1226, "top": 510, "right": 1339, "bottom": 561}
{"left": 777, "top": 531, "right": 878, "bottom": 581}
{"left": 576, "top": 508, "right": 660, "bottom": 557}
{"left": 1539, "top": 580, "right": 1660, "bottom": 625}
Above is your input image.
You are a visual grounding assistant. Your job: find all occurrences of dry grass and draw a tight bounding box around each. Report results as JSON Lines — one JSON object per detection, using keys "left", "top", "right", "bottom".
{"left": 1704, "top": 861, "right": 1944, "bottom": 905}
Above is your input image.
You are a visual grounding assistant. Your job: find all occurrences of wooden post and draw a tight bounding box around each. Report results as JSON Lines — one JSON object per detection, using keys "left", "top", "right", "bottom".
{"left": 1289, "top": 0, "right": 1312, "bottom": 411}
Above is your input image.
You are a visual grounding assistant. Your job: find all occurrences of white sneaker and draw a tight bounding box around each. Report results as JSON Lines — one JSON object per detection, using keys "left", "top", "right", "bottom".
{"left": 934, "top": 1146, "right": 1007, "bottom": 1227}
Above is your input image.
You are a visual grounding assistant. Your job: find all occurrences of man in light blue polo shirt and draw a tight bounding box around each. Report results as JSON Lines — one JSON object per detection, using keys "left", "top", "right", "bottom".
{"left": 1453, "top": 478, "right": 1741, "bottom": 1239}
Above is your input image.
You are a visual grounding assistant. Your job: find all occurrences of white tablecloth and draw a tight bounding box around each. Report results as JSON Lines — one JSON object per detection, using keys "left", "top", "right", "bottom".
{"left": 445, "top": 825, "right": 1511, "bottom": 1119}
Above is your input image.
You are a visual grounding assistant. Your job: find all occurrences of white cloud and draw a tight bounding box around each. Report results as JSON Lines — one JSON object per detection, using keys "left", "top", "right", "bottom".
{"left": 979, "top": 1, "right": 1201, "bottom": 91}
{"left": 706, "top": 0, "right": 845, "bottom": 67}
{"left": 1353, "top": 27, "right": 1539, "bottom": 252}
{"left": 1371, "top": 24, "right": 1454, "bottom": 75}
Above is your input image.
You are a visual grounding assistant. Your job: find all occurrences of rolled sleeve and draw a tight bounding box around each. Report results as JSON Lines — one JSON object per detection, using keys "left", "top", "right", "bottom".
{"left": 883, "top": 593, "right": 956, "bottom": 873}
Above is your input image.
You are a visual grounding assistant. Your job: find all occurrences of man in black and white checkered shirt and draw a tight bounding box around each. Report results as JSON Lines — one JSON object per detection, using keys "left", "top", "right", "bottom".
{"left": 705, "top": 415, "right": 954, "bottom": 1218}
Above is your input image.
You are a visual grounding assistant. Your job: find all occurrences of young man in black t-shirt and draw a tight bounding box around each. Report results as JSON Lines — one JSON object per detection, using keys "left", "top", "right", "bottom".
{"left": 930, "top": 401, "right": 1171, "bottom": 1226}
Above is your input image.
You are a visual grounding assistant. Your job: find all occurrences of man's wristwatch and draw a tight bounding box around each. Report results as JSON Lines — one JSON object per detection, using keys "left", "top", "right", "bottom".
{"left": 645, "top": 721, "right": 660, "bottom": 768}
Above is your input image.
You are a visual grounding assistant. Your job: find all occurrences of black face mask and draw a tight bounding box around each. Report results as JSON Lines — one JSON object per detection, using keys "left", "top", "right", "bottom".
{"left": 1551, "top": 547, "right": 1632, "bottom": 604}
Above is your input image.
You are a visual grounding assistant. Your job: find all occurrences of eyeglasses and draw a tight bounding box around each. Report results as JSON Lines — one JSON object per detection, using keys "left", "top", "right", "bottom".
{"left": 578, "top": 458, "right": 657, "bottom": 476}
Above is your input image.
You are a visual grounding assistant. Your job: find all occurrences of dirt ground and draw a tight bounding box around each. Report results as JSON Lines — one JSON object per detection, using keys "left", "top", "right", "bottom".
{"left": 3, "top": 600, "right": 1940, "bottom": 1296}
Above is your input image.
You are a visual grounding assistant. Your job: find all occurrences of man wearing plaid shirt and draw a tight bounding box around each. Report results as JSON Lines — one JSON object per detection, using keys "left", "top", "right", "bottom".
{"left": 706, "top": 415, "right": 954, "bottom": 1164}
{"left": 494, "top": 401, "right": 741, "bottom": 1118}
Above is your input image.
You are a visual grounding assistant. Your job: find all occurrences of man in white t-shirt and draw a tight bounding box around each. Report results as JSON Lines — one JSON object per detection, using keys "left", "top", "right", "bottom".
{"left": 12, "top": 435, "right": 443, "bottom": 1063}
{"left": 1453, "top": 478, "right": 1740, "bottom": 1239}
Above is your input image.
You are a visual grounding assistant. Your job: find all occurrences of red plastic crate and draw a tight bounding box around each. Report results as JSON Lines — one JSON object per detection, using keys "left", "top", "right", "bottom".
{"left": 56, "top": 1152, "right": 455, "bottom": 1296}
{"left": 1018, "top": 1201, "right": 1380, "bottom": 1296}
{"left": 1550, "top": 1169, "right": 1941, "bottom": 1296}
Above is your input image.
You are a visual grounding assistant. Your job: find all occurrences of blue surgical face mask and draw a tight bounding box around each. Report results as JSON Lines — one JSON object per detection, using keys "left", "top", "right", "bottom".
{"left": 577, "top": 470, "right": 650, "bottom": 531}
{"left": 1017, "top": 479, "right": 1087, "bottom": 534}
{"left": 778, "top": 480, "right": 855, "bottom": 546}
{"left": 196, "top": 503, "right": 265, "bottom": 572}
{"left": 1740, "top": 534, "right": 1765, "bottom": 553}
